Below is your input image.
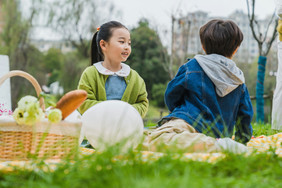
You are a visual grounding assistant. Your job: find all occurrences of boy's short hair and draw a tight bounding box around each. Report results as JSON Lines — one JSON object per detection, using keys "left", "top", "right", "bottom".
{"left": 199, "top": 19, "right": 243, "bottom": 57}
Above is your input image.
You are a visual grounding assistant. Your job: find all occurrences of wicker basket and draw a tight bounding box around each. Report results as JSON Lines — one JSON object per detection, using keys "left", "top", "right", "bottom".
{"left": 0, "top": 71, "right": 82, "bottom": 160}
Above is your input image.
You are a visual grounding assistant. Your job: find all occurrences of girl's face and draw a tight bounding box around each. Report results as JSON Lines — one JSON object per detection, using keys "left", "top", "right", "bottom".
{"left": 101, "top": 28, "right": 131, "bottom": 63}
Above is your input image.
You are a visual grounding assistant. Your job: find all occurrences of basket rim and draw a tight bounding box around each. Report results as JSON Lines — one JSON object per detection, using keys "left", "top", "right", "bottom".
{"left": 0, "top": 70, "right": 45, "bottom": 111}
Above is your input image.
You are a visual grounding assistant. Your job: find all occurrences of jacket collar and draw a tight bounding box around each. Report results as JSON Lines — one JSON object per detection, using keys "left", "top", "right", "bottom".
{"left": 194, "top": 54, "right": 244, "bottom": 97}
{"left": 93, "top": 61, "right": 130, "bottom": 77}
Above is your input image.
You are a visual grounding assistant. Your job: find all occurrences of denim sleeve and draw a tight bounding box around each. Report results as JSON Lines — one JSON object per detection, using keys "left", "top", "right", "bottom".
{"left": 164, "top": 65, "right": 186, "bottom": 112}
{"left": 235, "top": 85, "right": 253, "bottom": 144}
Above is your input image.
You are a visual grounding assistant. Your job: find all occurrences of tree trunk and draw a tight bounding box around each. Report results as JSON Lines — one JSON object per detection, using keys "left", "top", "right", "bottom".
{"left": 256, "top": 56, "right": 267, "bottom": 122}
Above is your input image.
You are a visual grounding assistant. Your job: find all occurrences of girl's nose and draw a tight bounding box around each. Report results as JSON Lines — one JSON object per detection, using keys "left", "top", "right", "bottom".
{"left": 124, "top": 44, "right": 130, "bottom": 49}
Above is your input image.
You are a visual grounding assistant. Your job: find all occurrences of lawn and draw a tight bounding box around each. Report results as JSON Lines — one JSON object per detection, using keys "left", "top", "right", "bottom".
{"left": 0, "top": 108, "right": 281, "bottom": 188}
{"left": 1, "top": 151, "right": 280, "bottom": 188}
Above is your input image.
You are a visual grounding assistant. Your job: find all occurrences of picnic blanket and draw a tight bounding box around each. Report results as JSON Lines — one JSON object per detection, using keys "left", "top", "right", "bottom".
{"left": 0, "top": 133, "right": 281, "bottom": 172}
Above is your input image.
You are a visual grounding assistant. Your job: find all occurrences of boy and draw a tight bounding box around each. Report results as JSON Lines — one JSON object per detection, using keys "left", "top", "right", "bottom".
{"left": 144, "top": 19, "right": 253, "bottom": 153}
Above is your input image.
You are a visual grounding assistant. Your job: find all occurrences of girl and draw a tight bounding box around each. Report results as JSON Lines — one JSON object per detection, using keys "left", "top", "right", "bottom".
{"left": 77, "top": 21, "right": 149, "bottom": 118}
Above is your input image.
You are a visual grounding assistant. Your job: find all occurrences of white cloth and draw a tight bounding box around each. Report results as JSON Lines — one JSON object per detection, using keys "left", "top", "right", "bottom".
{"left": 272, "top": 41, "right": 282, "bottom": 130}
{"left": 215, "top": 138, "right": 248, "bottom": 154}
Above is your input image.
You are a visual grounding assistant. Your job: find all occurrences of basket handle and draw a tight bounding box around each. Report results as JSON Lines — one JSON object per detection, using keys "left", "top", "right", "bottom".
{"left": 0, "top": 70, "right": 45, "bottom": 111}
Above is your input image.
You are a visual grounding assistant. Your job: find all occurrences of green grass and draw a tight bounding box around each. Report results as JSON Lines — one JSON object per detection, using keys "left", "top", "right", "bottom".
{"left": 144, "top": 105, "right": 168, "bottom": 127}
{"left": 252, "top": 122, "right": 280, "bottom": 137}
{"left": 145, "top": 105, "right": 169, "bottom": 120}
{"left": 0, "top": 108, "right": 281, "bottom": 188}
{"left": 0, "top": 148, "right": 281, "bottom": 188}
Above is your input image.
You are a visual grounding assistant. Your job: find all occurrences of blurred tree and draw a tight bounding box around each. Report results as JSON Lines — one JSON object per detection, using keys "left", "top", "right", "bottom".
{"left": 151, "top": 83, "right": 168, "bottom": 108}
{"left": 236, "top": 59, "right": 258, "bottom": 96}
{"left": 127, "top": 19, "right": 170, "bottom": 100}
{"left": 45, "top": 0, "right": 121, "bottom": 59}
{"left": 0, "top": 0, "right": 45, "bottom": 108}
{"left": 237, "top": 52, "right": 276, "bottom": 98}
{"left": 43, "top": 48, "right": 64, "bottom": 85}
{"left": 246, "top": 0, "right": 278, "bottom": 123}
{"left": 236, "top": 50, "right": 277, "bottom": 123}
{"left": 59, "top": 51, "right": 87, "bottom": 93}
{"left": 264, "top": 49, "right": 277, "bottom": 95}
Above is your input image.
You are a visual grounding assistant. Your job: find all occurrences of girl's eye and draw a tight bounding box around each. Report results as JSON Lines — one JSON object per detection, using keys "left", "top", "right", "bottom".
{"left": 128, "top": 42, "right": 131, "bottom": 46}
{"left": 119, "top": 41, "right": 124, "bottom": 44}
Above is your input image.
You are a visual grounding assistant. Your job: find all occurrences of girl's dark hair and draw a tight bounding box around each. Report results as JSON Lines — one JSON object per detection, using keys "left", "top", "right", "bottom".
{"left": 199, "top": 19, "right": 243, "bottom": 58}
{"left": 90, "top": 21, "right": 128, "bottom": 65}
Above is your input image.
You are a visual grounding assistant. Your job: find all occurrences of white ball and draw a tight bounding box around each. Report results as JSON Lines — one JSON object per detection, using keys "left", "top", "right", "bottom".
{"left": 81, "top": 100, "right": 144, "bottom": 151}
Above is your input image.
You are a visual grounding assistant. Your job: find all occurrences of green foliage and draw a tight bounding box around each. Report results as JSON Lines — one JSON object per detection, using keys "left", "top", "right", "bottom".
{"left": 44, "top": 48, "right": 63, "bottom": 72}
{"left": 8, "top": 45, "right": 46, "bottom": 108}
{"left": 59, "top": 51, "right": 88, "bottom": 93}
{"left": 151, "top": 83, "right": 167, "bottom": 107}
{"left": 0, "top": 0, "right": 46, "bottom": 108}
{"left": 127, "top": 19, "right": 170, "bottom": 99}
{"left": 0, "top": 0, "right": 24, "bottom": 56}
{"left": 43, "top": 48, "right": 64, "bottom": 85}
{"left": 39, "top": 92, "right": 57, "bottom": 108}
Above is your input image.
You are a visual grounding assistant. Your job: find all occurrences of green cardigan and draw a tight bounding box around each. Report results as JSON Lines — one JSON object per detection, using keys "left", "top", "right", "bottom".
{"left": 77, "top": 66, "right": 149, "bottom": 118}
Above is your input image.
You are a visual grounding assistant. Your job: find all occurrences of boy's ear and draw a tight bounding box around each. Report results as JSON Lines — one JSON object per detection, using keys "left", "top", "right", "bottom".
{"left": 232, "top": 47, "right": 239, "bottom": 57}
{"left": 201, "top": 44, "right": 206, "bottom": 54}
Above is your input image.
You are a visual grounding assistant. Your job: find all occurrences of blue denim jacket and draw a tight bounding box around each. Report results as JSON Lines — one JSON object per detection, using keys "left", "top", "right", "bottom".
{"left": 159, "top": 58, "right": 253, "bottom": 144}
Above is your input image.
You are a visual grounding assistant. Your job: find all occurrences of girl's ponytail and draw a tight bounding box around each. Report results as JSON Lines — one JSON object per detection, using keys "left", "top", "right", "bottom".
{"left": 90, "top": 31, "right": 103, "bottom": 65}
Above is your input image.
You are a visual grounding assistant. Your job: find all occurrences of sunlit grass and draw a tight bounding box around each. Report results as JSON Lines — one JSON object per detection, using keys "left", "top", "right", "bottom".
{"left": 0, "top": 106, "right": 281, "bottom": 187}
{"left": 0, "top": 147, "right": 281, "bottom": 188}
{"left": 252, "top": 122, "right": 280, "bottom": 137}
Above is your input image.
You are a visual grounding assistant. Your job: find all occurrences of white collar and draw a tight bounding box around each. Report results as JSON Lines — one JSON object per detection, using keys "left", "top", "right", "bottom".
{"left": 94, "top": 62, "right": 130, "bottom": 77}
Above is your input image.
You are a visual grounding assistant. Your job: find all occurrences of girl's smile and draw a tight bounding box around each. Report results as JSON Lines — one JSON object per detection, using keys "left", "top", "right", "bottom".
{"left": 121, "top": 52, "right": 130, "bottom": 59}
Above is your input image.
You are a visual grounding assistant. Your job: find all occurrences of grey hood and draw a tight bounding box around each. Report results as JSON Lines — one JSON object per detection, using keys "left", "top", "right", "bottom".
{"left": 194, "top": 54, "right": 245, "bottom": 97}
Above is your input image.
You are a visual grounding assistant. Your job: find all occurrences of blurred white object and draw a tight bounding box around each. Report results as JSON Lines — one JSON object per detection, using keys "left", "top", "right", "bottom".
{"left": 0, "top": 55, "right": 12, "bottom": 115}
{"left": 276, "top": 0, "right": 282, "bottom": 19}
{"left": 49, "top": 81, "right": 64, "bottom": 95}
{"left": 42, "top": 85, "right": 50, "bottom": 93}
{"left": 215, "top": 138, "right": 248, "bottom": 154}
{"left": 65, "top": 110, "right": 82, "bottom": 122}
{"left": 272, "top": 41, "right": 282, "bottom": 130}
{"left": 81, "top": 100, "right": 143, "bottom": 152}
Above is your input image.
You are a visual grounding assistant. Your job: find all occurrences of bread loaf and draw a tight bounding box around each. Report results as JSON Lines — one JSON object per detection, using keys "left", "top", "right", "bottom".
{"left": 56, "top": 90, "right": 87, "bottom": 119}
